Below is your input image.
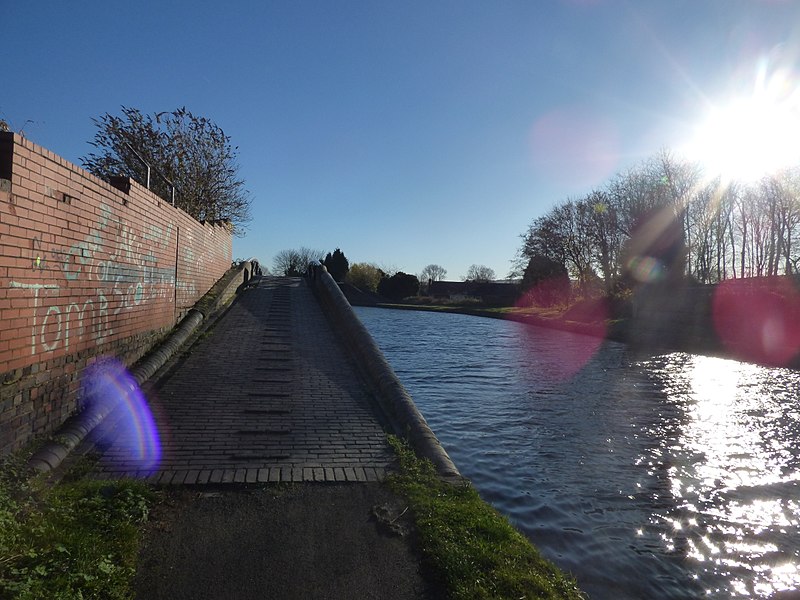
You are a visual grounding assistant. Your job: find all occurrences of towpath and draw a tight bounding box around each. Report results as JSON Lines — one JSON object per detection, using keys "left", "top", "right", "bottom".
{"left": 89, "top": 276, "right": 434, "bottom": 600}
{"left": 94, "top": 276, "right": 395, "bottom": 483}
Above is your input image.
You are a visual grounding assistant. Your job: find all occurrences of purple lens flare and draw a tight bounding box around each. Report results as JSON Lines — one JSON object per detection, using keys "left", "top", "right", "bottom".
{"left": 82, "top": 358, "right": 162, "bottom": 474}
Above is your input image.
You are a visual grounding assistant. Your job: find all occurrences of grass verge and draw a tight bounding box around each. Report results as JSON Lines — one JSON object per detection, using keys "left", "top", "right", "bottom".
{"left": 0, "top": 451, "right": 153, "bottom": 599}
{"left": 386, "top": 436, "right": 585, "bottom": 600}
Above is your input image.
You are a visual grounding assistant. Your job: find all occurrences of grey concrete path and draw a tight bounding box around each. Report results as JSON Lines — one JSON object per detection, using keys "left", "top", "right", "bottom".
{"left": 93, "top": 276, "right": 395, "bottom": 483}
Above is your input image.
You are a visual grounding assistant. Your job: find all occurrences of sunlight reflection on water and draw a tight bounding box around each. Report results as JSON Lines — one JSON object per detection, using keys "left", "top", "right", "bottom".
{"left": 643, "top": 354, "right": 800, "bottom": 598}
{"left": 355, "top": 307, "right": 800, "bottom": 599}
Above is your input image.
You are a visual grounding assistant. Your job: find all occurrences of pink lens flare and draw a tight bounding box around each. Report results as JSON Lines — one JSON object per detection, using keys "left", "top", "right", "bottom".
{"left": 517, "top": 277, "right": 571, "bottom": 309}
{"left": 712, "top": 277, "right": 800, "bottom": 367}
{"left": 82, "top": 358, "right": 162, "bottom": 474}
{"left": 513, "top": 291, "right": 610, "bottom": 381}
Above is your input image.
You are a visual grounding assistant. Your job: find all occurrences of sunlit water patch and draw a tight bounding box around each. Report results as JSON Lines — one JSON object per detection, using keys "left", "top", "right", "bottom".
{"left": 638, "top": 354, "right": 800, "bottom": 598}
{"left": 355, "top": 307, "right": 800, "bottom": 599}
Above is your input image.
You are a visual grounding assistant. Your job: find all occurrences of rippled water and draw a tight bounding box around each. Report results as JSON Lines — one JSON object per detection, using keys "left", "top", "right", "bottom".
{"left": 354, "top": 307, "right": 800, "bottom": 599}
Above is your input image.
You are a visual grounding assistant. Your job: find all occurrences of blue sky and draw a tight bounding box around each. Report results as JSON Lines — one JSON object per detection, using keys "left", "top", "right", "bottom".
{"left": 4, "top": 1, "right": 799, "bottom": 280}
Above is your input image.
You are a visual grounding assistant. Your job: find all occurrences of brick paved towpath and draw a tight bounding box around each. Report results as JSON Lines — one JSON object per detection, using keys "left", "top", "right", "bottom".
{"left": 94, "top": 276, "right": 395, "bottom": 484}
{"left": 90, "top": 276, "right": 437, "bottom": 600}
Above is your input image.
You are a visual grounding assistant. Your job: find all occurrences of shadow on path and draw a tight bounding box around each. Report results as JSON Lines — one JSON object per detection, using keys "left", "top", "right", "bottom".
{"left": 135, "top": 484, "right": 437, "bottom": 600}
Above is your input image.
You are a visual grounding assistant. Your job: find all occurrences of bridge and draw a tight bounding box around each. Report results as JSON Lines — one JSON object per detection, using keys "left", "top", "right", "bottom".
{"left": 24, "top": 265, "right": 457, "bottom": 482}
{"left": 50, "top": 266, "right": 460, "bottom": 599}
{"left": 95, "top": 276, "right": 393, "bottom": 483}
{"left": 86, "top": 267, "right": 457, "bottom": 484}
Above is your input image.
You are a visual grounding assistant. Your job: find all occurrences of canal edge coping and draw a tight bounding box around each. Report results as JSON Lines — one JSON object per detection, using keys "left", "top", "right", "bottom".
{"left": 308, "top": 264, "right": 463, "bottom": 483}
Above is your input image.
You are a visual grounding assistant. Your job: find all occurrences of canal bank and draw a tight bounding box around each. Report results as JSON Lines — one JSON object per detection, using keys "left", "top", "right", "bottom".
{"left": 349, "top": 281, "right": 800, "bottom": 372}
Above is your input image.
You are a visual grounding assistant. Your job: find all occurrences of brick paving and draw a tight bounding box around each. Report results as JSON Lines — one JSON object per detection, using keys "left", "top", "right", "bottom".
{"left": 94, "top": 277, "right": 395, "bottom": 483}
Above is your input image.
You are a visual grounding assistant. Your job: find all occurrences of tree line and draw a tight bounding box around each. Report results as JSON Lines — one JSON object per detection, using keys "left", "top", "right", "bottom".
{"left": 517, "top": 150, "right": 800, "bottom": 295}
{"left": 272, "top": 248, "right": 418, "bottom": 300}
{"left": 63, "top": 105, "right": 799, "bottom": 301}
{"left": 271, "top": 248, "right": 500, "bottom": 302}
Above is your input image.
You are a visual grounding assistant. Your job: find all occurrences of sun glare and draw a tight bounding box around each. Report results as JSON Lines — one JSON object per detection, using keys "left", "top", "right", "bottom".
{"left": 686, "top": 66, "right": 800, "bottom": 183}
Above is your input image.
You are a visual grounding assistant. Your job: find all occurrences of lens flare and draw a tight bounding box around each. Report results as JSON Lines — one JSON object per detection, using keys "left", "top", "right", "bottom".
{"left": 627, "top": 255, "right": 666, "bottom": 283}
{"left": 82, "top": 358, "right": 161, "bottom": 474}
{"left": 513, "top": 294, "right": 609, "bottom": 381}
{"left": 712, "top": 277, "right": 800, "bottom": 367}
{"left": 517, "top": 276, "right": 571, "bottom": 309}
{"left": 684, "top": 54, "right": 800, "bottom": 184}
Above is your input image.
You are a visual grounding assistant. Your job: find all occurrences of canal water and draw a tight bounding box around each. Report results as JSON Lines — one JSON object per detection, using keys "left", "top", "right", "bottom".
{"left": 354, "top": 306, "right": 800, "bottom": 599}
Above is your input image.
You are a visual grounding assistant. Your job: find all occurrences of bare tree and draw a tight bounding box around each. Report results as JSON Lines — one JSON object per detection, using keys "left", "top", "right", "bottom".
{"left": 583, "top": 190, "right": 623, "bottom": 293}
{"left": 519, "top": 200, "right": 597, "bottom": 291}
{"left": 463, "top": 264, "right": 496, "bottom": 282}
{"left": 273, "top": 247, "right": 323, "bottom": 276}
{"left": 420, "top": 264, "right": 447, "bottom": 283}
{"left": 82, "top": 106, "right": 252, "bottom": 233}
{"left": 517, "top": 149, "right": 800, "bottom": 294}
{"left": 653, "top": 151, "right": 700, "bottom": 276}
{"left": 689, "top": 179, "right": 720, "bottom": 282}
{"left": 761, "top": 169, "right": 800, "bottom": 276}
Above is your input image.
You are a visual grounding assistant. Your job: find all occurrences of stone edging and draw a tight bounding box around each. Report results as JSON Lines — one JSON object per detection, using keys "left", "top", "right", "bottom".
{"left": 26, "top": 260, "right": 259, "bottom": 473}
{"left": 308, "top": 265, "right": 462, "bottom": 483}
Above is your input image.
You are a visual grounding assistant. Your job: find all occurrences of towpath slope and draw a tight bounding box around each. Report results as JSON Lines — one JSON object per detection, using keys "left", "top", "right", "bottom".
{"left": 96, "top": 276, "right": 394, "bottom": 482}
{"left": 92, "top": 276, "right": 434, "bottom": 600}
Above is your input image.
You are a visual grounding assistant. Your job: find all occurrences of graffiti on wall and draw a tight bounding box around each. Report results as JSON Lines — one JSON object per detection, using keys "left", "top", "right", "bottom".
{"left": 176, "top": 236, "right": 199, "bottom": 301}
{"left": 9, "top": 204, "right": 177, "bottom": 356}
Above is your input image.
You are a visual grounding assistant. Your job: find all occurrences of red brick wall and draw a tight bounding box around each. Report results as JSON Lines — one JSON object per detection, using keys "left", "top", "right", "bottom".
{"left": 0, "top": 132, "right": 233, "bottom": 454}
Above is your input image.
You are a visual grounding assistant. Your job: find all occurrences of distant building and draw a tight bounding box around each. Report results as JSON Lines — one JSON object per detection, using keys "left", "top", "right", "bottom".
{"left": 428, "top": 280, "right": 520, "bottom": 306}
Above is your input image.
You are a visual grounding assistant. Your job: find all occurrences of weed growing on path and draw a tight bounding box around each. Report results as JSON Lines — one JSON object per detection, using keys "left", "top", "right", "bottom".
{"left": 0, "top": 451, "right": 153, "bottom": 599}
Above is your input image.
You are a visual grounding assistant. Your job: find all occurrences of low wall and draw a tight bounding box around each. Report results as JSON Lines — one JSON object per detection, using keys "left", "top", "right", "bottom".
{"left": 308, "top": 265, "right": 461, "bottom": 481}
{"left": 27, "top": 260, "right": 259, "bottom": 473}
{"left": 0, "top": 132, "right": 233, "bottom": 455}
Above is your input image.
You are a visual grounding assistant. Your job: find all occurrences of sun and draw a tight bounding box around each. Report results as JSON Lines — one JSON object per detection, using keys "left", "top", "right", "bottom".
{"left": 685, "top": 69, "right": 800, "bottom": 183}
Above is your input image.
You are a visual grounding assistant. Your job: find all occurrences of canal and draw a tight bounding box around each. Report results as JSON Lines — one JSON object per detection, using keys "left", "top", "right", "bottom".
{"left": 354, "top": 306, "right": 800, "bottom": 599}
